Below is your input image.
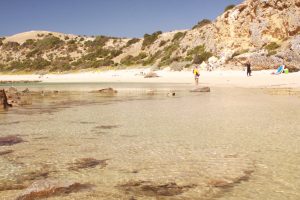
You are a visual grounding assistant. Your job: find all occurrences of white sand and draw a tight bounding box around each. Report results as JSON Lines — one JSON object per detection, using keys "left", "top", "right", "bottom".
{"left": 0, "top": 68, "right": 299, "bottom": 88}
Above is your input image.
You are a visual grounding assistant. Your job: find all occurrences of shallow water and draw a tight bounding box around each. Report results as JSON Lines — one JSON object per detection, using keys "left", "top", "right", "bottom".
{"left": 0, "top": 83, "right": 300, "bottom": 200}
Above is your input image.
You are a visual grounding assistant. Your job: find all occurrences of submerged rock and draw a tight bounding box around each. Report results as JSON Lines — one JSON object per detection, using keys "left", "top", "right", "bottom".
{"left": 190, "top": 87, "right": 211, "bottom": 92}
{"left": 0, "top": 149, "right": 13, "bottom": 156}
{"left": 0, "top": 135, "right": 23, "bottom": 146}
{"left": 0, "top": 169, "right": 50, "bottom": 191}
{"left": 94, "top": 88, "right": 118, "bottom": 94}
{"left": 94, "top": 125, "right": 120, "bottom": 130}
{"left": 208, "top": 169, "right": 254, "bottom": 188}
{"left": 1, "top": 87, "right": 32, "bottom": 107}
{"left": 69, "top": 158, "right": 108, "bottom": 170}
{"left": 16, "top": 179, "right": 92, "bottom": 200}
{"left": 117, "top": 181, "right": 196, "bottom": 197}
{"left": 0, "top": 89, "right": 13, "bottom": 108}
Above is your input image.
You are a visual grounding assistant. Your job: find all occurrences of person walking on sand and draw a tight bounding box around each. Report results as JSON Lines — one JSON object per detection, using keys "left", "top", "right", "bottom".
{"left": 245, "top": 61, "right": 252, "bottom": 76}
{"left": 193, "top": 65, "right": 200, "bottom": 85}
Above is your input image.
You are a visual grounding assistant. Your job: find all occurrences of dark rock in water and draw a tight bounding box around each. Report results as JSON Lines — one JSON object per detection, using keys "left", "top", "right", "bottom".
{"left": 0, "top": 135, "right": 23, "bottom": 146}
{"left": 117, "top": 181, "right": 196, "bottom": 197}
{"left": 97, "top": 88, "right": 118, "bottom": 94}
{"left": 95, "top": 125, "right": 120, "bottom": 130}
{"left": 190, "top": 87, "right": 211, "bottom": 93}
{"left": 16, "top": 179, "right": 92, "bottom": 200}
{"left": 144, "top": 71, "right": 159, "bottom": 78}
{"left": 0, "top": 150, "right": 13, "bottom": 156}
{"left": 0, "top": 89, "right": 13, "bottom": 108}
{"left": 0, "top": 169, "right": 50, "bottom": 191}
{"left": 69, "top": 158, "right": 108, "bottom": 170}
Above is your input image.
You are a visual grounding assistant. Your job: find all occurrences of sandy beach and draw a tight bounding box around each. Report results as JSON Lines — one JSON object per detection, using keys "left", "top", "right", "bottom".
{"left": 0, "top": 69, "right": 299, "bottom": 88}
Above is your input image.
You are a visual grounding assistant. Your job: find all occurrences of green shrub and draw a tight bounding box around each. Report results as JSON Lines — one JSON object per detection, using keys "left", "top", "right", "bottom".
{"left": 232, "top": 49, "right": 249, "bottom": 57}
{"left": 192, "top": 19, "right": 211, "bottom": 29}
{"left": 31, "top": 57, "right": 51, "bottom": 70}
{"left": 26, "top": 49, "right": 41, "bottom": 58}
{"left": 264, "top": 42, "right": 280, "bottom": 51}
{"left": 264, "top": 42, "right": 280, "bottom": 56}
{"left": 72, "top": 58, "right": 114, "bottom": 69}
{"left": 126, "top": 38, "right": 140, "bottom": 47}
{"left": 120, "top": 55, "right": 134, "bottom": 66}
{"left": 64, "top": 36, "right": 70, "bottom": 40}
{"left": 67, "top": 43, "right": 78, "bottom": 52}
{"left": 267, "top": 50, "right": 277, "bottom": 57}
{"left": 142, "top": 51, "right": 162, "bottom": 66}
{"left": 224, "top": 4, "right": 235, "bottom": 12}
{"left": 2, "top": 41, "right": 20, "bottom": 50}
{"left": 51, "top": 56, "right": 72, "bottom": 71}
{"left": 172, "top": 32, "right": 186, "bottom": 42}
{"left": 85, "top": 35, "right": 109, "bottom": 50}
{"left": 142, "top": 31, "right": 162, "bottom": 49}
{"left": 67, "top": 39, "right": 76, "bottom": 45}
{"left": 97, "top": 58, "right": 114, "bottom": 67}
{"left": 108, "top": 49, "right": 123, "bottom": 59}
{"left": 83, "top": 48, "right": 111, "bottom": 61}
{"left": 158, "top": 43, "right": 180, "bottom": 67}
{"left": 9, "top": 57, "right": 50, "bottom": 71}
{"left": 120, "top": 52, "right": 147, "bottom": 66}
{"left": 35, "top": 36, "right": 64, "bottom": 50}
{"left": 22, "top": 39, "right": 36, "bottom": 48}
{"left": 159, "top": 40, "right": 167, "bottom": 47}
{"left": 187, "top": 45, "right": 213, "bottom": 64}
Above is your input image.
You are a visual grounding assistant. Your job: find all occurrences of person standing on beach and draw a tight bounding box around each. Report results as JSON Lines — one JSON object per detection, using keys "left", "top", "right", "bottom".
{"left": 193, "top": 65, "right": 200, "bottom": 85}
{"left": 246, "top": 61, "right": 252, "bottom": 76}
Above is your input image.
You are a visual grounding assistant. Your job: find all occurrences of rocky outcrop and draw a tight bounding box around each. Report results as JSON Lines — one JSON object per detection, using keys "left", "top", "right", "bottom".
{"left": 16, "top": 179, "right": 92, "bottom": 200}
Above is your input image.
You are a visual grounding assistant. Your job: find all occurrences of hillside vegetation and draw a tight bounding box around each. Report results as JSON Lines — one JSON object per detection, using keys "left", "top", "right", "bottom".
{"left": 0, "top": 0, "right": 299, "bottom": 73}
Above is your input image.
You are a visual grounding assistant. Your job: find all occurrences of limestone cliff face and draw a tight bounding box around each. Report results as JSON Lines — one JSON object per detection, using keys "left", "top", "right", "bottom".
{"left": 210, "top": 0, "right": 300, "bottom": 50}
{"left": 0, "top": 0, "right": 299, "bottom": 72}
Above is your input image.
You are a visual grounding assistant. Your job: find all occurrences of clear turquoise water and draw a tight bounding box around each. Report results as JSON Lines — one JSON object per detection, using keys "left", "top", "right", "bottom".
{"left": 0, "top": 83, "right": 299, "bottom": 199}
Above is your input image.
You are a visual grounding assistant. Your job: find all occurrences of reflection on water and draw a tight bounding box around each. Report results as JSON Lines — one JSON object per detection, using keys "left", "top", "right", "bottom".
{"left": 0, "top": 83, "right": 300, "bottom": 199}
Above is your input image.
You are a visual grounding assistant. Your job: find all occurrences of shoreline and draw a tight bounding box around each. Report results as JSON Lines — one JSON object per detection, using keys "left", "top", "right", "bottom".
{"left": 0, "top": 69, "right": 300, "bottom": 89}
